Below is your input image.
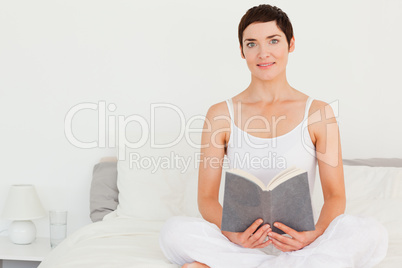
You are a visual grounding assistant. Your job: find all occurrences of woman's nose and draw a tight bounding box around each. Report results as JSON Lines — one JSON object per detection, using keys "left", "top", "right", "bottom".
{"left": 258, "top": 46, "right": 270, "bottom": 58}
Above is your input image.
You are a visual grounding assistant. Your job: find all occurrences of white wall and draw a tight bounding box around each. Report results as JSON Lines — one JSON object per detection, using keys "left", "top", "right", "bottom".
{"left": 1, "top": 0, "right": 401, "bottom": 240}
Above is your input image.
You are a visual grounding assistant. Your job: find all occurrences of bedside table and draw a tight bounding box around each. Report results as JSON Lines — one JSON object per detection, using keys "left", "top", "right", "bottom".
{"left": 0, "top": 236, "right": 51, "bottom": 268}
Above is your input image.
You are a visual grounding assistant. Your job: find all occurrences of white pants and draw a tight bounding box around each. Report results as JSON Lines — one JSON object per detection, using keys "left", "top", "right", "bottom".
{"left": 159, "top": 214, "right": 388, "bottom": 268}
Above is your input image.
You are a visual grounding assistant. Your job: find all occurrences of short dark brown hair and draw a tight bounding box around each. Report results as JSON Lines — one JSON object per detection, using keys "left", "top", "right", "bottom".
{"left": 238, "top": 4, "right": 294, "bottom": 57}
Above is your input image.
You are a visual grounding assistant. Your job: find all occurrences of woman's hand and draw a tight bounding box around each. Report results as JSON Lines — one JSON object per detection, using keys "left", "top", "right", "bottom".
{"left": 221, "top": 219, "right": 272, "bottom": 249}
{"left": 268, "top": 222, "right": 322, "bottom": 252}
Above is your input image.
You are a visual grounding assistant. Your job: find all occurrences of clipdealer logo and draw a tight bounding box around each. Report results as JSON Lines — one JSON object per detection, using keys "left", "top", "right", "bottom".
{"left": 64, "top": 101, "right": 207, "bottom": 160}
{"left": 64, "top": 100, "right": 341, "bottom": 167}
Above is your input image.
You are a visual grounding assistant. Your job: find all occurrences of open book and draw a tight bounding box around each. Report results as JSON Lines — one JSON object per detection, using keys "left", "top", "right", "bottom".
{"left": 221, "top": 167, "right": 315, "bottom": 235}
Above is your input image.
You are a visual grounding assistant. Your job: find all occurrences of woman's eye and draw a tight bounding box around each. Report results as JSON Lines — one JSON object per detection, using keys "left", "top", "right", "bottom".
{"left": 270, "top": 39, "right": 279, "bottom": 44}
{"left": 247, "top": 42, "right": 256, "bottom": 48}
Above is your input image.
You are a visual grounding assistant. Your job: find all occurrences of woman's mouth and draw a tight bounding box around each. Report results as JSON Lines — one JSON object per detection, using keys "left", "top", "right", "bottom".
{"left": 257, "top": 62, "right": 275, "bottom": 69}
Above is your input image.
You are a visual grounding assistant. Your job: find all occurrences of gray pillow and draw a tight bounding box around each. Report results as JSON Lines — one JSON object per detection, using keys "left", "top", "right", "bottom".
{"left": 90, "top": 161, "right": 118, "bottom": 222}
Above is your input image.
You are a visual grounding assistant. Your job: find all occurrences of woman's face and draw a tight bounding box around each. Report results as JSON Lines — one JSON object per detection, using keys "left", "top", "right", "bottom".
{"left": 241, "top": 21, "right": 295, "bottom": 82}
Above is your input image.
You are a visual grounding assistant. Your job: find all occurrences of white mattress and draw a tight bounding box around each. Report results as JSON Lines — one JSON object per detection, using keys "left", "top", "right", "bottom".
{"left": 38, "top": 216, "right": 179, "bottom": 268}
{"left": 38, "top": 215, "right": 402, "bottom": 268}
{"left": 375, "top": 237, "right": 402, "bottom": 268}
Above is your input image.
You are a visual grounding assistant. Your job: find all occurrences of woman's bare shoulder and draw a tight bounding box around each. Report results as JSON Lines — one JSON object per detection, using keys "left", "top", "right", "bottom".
{"left": 307, "top": 99, "right": 338, "bottom": 145}
{"left": 309, "top": 99, "right": 336, "bottom": 120}
{"left": 205, "top": 100, "right": 231, "bottom": 123}
{"left": 203, "top": 100, "right": 232, "bottom": 146}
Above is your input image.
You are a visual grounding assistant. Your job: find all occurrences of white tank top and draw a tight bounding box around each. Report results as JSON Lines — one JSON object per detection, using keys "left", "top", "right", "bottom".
{"left": 225, "top": 97, "right": 318, "bottom": 195}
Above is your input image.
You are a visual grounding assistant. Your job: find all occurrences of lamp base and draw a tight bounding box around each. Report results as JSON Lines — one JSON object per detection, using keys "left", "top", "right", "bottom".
{"left": 8, "top": 220, "right": 36, "bottom": 244}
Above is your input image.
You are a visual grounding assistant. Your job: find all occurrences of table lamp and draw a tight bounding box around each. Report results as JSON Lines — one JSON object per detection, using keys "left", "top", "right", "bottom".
{"left": 2, "top": 184, "right": 46, "bottom": 244}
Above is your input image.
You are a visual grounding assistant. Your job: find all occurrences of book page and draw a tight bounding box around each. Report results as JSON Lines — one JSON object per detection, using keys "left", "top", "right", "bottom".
{"left": 266, "top": 167, "right": 306, "bottom": 190}
{"left": 226, "top": 167, "right": 307, "bottom": 191}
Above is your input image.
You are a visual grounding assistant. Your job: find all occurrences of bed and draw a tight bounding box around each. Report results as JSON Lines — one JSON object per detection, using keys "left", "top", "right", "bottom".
{"left": 38, "top": 148, "right": 402, "bottom": 267}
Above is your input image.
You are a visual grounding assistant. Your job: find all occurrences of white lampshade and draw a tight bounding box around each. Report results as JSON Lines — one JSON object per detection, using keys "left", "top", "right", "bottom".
{"left": 2, "top": 185, "right": 46, "bottom": 220}
{"left": 2, "top": 185, "right": 46, "bottom": 244}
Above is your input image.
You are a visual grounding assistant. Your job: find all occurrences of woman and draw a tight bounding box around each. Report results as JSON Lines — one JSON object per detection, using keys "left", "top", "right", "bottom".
{"left": 160, "top": 4, "right": 388, "bottom": 268}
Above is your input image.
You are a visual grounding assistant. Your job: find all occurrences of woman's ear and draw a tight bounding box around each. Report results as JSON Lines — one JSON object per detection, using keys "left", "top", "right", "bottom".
{"left": 289, "top": 36, "right": 295, "bottom": 53}
{"left": 240, "top": 45, "right": 245, "bottom": 59}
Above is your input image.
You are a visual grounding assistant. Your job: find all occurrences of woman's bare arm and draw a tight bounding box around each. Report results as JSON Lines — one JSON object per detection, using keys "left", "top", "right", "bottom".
{"left": 197, "top": 102, "right": 228, "bottom": 228}
{"left": 309, "top": 100, "right": 346, "bottom": 235}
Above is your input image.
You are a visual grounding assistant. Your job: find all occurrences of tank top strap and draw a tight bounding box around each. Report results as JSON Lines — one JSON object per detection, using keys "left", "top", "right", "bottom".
{"left": 225, "top": 98, "right": 235, "bottom": 121}
{"left": 303, "top": 97, "right": 314, "bottom": 120}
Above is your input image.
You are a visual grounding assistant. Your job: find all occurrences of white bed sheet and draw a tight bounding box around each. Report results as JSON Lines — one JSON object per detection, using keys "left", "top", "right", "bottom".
{"left": 38, "top": 215, "right": 402, "bottom": 268}
{"left": 38, "top": 216, "right": 179, "bottom": 268}
{"left": 375, "top": 237, "right": 402, "bottom": 268}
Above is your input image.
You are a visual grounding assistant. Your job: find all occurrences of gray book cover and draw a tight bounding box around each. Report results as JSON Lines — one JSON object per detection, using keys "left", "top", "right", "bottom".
{"left": 221, "top": 170, "right": 315, "bottom": 235}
